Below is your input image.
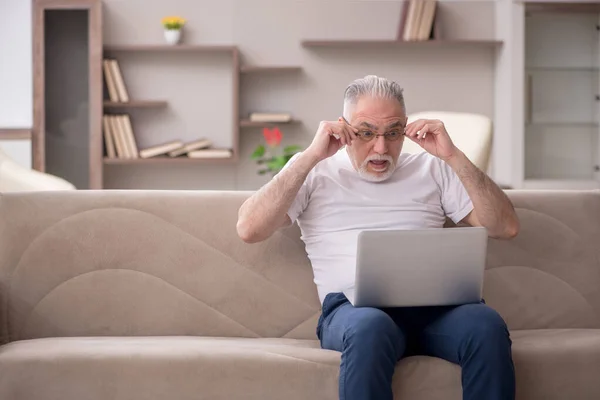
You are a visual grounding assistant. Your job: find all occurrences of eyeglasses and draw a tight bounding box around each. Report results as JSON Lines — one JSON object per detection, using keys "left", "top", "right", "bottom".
{"left": 342, "top": 117, "right": 405, "bottom": 142}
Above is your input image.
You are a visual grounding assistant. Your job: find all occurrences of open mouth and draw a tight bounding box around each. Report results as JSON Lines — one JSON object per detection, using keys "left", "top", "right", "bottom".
{"left": 369, "top": 160, "right": 389, "bottom": 171}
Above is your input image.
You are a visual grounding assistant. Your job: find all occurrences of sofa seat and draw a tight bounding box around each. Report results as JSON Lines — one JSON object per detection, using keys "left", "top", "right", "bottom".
{"left": 1, "top": 329, "right": 599, "bottom": 400}
{"left": 510, "top": 329, "right": 600, "bottom": 399}
{"left": 0, "top": 337, "right": 339, "bottom": 400}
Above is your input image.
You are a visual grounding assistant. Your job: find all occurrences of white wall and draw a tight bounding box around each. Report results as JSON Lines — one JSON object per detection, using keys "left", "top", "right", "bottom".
{"left": 1, "top": 0, "right": 505, "bottom": 187}
{"left": 0, "top": 0, "right": 32, "bottom": 167}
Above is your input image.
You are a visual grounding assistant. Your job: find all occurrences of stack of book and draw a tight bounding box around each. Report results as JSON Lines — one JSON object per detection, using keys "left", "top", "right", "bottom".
{"left": 103, "top": 59, "right": 129, "bottom": 102}
{"left": 138, "top": 139, "right": 232, "bottom": 160}
{"left": 102, "top": 114, "right": 138, "bottom": 159}
{"left": 101, "top": 57, "right": 232, "bottom": 161}
{"left": 102, "top": 118, "right": 232, "bottom": 160}
{"left": 398, "top": 0, "right": 438, "bottom": 41}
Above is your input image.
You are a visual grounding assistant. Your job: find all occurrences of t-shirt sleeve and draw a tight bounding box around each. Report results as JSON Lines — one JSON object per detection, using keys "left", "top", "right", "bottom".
{"left": 276, "top": 152, "right": 311, "bottom": 224}
{"left": 437, "top": 159, "right": 474, "bottom": 224}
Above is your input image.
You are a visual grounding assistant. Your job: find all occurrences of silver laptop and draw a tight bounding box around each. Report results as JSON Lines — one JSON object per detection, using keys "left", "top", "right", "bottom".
{"left": 344, "top": 227, "right": 488, "bottom": 307}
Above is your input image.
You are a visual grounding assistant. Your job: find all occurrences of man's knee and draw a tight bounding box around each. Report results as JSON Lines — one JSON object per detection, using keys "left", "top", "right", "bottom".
{"left": 345, "top": 308, "right": 404, "bottom": 350}
{"left": 460, "top": 304, "right": 511, "bottom": 352}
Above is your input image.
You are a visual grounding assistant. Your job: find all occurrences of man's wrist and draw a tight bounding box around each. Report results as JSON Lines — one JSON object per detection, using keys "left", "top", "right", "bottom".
{"left": 443, "top": 149, "right": 470, "bottom": 172}
{"left": 297, "top": 150, "right": 321, "bottom": 171}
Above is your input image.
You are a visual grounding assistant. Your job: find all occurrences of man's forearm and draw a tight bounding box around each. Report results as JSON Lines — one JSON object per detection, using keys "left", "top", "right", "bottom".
{"left": 445, "top": 151, "right": 519, "bottom": 238}
{"left": 237, "top": 152, "right": 319, "bottom": 243}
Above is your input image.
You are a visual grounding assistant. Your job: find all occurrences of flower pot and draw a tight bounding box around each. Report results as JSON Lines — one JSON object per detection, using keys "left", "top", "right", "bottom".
{"left": 164, "top": 29, "right": 181, "bottom": 45}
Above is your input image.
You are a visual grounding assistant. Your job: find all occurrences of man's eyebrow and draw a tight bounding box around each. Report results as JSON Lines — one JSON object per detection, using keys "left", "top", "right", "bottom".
{"left": 358, "top": 121, "right": 378, "bottom": 130}
{"left": 386, "top": 121, "right": 404, "bottom": 129}
{"left": 357, "top": 121, "right": 404, "bottom": 130}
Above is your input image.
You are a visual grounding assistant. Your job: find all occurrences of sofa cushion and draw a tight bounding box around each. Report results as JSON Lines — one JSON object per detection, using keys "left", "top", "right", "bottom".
{"left": 1, "top": 330, "right": 599, "bottom": 400}
{"left": 511, "top": 329, "right": 600, "bottom": 399}
{"left": 0, "top": 337, "right": 339, "bottom": 400}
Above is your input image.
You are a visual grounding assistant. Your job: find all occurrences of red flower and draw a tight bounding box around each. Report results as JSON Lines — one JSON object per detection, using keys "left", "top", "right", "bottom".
{"left": 263, "top": 127, "right": 282, "bottom": 147}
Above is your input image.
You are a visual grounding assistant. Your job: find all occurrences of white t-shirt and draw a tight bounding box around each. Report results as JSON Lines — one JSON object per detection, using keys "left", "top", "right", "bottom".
{"left": 284, "top": 149, "right": 474, "bottom": 304}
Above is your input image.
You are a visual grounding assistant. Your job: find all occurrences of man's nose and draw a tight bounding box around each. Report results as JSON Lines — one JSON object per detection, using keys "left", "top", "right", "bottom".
{"left": 373, "top": 135, "right": 388, "bottom": 154}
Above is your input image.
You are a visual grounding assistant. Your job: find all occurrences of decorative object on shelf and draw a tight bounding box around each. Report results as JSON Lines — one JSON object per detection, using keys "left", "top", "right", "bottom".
{"left": 161, "top": 16, "right": 186, "bottom": 45}
{"left": 251, "top": 127, "right": 302, "bottom": 177}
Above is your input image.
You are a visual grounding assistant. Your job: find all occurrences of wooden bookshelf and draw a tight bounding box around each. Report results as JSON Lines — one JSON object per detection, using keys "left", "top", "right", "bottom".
{"left": 103, "top": 156, "right": 236, "bottom": 165}
{"left": 103, "top": 100, "right": 168, "bottom": 109}
{"left": 103, "top": 44, "right": 238, "bottom": 53}
{"left": 240, "top": 119, "right": 301, "bottom": 128}
{"left": 97, "top": 44, "right": 241, "bottom": 185}
{"left": 240, "top": 66, "right": 302, "bottom": 74}
{"left": 301, "top": 39, "right": 503, "bottom": 48}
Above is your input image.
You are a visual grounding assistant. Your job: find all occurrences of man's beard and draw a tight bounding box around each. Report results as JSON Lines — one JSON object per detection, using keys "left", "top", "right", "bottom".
{"left": 355, "top": 154, "right": 396, "bottom": 182}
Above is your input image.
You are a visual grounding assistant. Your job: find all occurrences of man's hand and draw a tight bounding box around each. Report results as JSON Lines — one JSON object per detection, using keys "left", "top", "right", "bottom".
{"left": 404, "top": 119, "right": 519, "bottom": 239}
{"left": 305, "top": 120, "right": 358, "bottom": 163}
{"left": 404, "top": 119, "right": 459, "bottom": 162}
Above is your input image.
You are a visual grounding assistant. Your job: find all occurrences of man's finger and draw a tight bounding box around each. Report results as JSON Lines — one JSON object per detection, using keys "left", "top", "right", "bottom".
{"left": 417, "top": 124, "right": 430, "bottom": 139}
{"left": 339, "top": 123, "right": 355, "bottom": 145}
{"left": 406, "top": 119, "right": 425, "bottom": 138}
{"left": 344, "top": 125, "right": 357, "bottom": 143}
{"left": 335, "top": 125, "right": 348, "bottom": 146}
{"left": 330, "top": 126, "right": 343, "bottom": 144}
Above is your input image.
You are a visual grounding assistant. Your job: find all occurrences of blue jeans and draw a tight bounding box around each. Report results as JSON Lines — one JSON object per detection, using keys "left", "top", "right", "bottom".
{"left": 316, "top": 292, "right": 515, "bottom": 400}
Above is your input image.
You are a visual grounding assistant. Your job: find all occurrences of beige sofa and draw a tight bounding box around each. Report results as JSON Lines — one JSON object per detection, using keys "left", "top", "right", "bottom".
{"left": 0, "top": 189, "right": 599, "bottom": 400}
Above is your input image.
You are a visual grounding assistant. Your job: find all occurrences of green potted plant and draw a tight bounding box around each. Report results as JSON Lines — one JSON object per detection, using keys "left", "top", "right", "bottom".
{"left": 251, "top": 127, "right": 302, "bottom": 177}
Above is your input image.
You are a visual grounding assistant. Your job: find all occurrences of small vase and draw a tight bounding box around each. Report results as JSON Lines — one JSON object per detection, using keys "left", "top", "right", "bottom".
{"left": 164, "top": 29, "right": 181, "bottom": 45}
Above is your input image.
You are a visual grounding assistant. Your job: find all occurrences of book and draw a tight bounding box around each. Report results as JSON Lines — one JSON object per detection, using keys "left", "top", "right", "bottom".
{"left": 109, "top": 59, "right": 130, "bottom": 102}
{"left": 114, "top": 115, "right": 131, "bottom": 158}
{"left": 396, "top": 0, "right": 412, "bottom": 41}
{"left": 139, "top": 140, "right": 184, "bottom": 158}
{"left": 102, "top": 115, "right": 116, "bottom": 158}
{"left": 168, "top": 138, "right": 212, "bottom": 157}
{"left": 187, "top": 149, "right": 232, "bottom": 159}
{"left": 417, "top": 1, "right": 437, "bottom": 41}
{"left": 102, "top": 60, "right": 120, "bottom": 102}
{"left": 120, "top": 114, "right": 139, "bottom": 158}
{"left": 402, "top": 0, "right": 421, "bottom": 41}
{"left": 107, "top": 115, "right": 128, "bottom": 158}
{"left": 249, "top": 112, "right": 292, "bottom": 123}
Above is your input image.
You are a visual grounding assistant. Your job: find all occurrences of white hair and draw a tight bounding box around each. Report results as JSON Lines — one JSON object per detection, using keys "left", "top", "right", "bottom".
{"left": 342, "top": 75, "right": 406, "bottom": 120}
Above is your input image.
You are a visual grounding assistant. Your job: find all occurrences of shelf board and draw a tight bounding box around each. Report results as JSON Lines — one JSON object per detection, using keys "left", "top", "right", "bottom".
{"left": 103, "top": 100, "right": 168, "bottom": 109}
{"left": 523, "top": 1, "right": 600, "bottom": 13}
{"left": 301, "top": 39, "right": 503, "bottom": 48}
{"left": 240, "top": 65, "right": 302, "bottom": 74}
{"left": 240, "top": 119, "right": 301, "bottom": 128}
{"left": 523, "top": 179, "right": 599, "bottom": 190}
{"left": 103, "top": 44, "right": 237, "bottom": 53}
{"left": 0, "top": 128, "right": 31, "bottom": 140}
{"left": 527, "top": 66, "right": 599, "bottom": 71}
{"left": 104, "top": 156, "right": 236, "bottom": 165}
{"left": 526, "top": 122, "right": 599, "bottom": 127}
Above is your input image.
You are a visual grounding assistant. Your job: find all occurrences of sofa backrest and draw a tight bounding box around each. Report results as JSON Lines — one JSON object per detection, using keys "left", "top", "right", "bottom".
{"left": 482, "top": 189, "right": 600, "bottom": 330}
{"left": 0, "top": 189, "right": 599, "bottom": 344}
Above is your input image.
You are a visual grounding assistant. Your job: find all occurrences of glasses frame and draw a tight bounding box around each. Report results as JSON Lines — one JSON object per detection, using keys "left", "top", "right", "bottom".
{"left": 341, "top": 117, "right": 406, "bottom": 142}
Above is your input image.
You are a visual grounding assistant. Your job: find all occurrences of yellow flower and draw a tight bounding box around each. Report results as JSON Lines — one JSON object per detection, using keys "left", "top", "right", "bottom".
{"left": 161, "top": 16, "right": 186, "bottom": 30}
